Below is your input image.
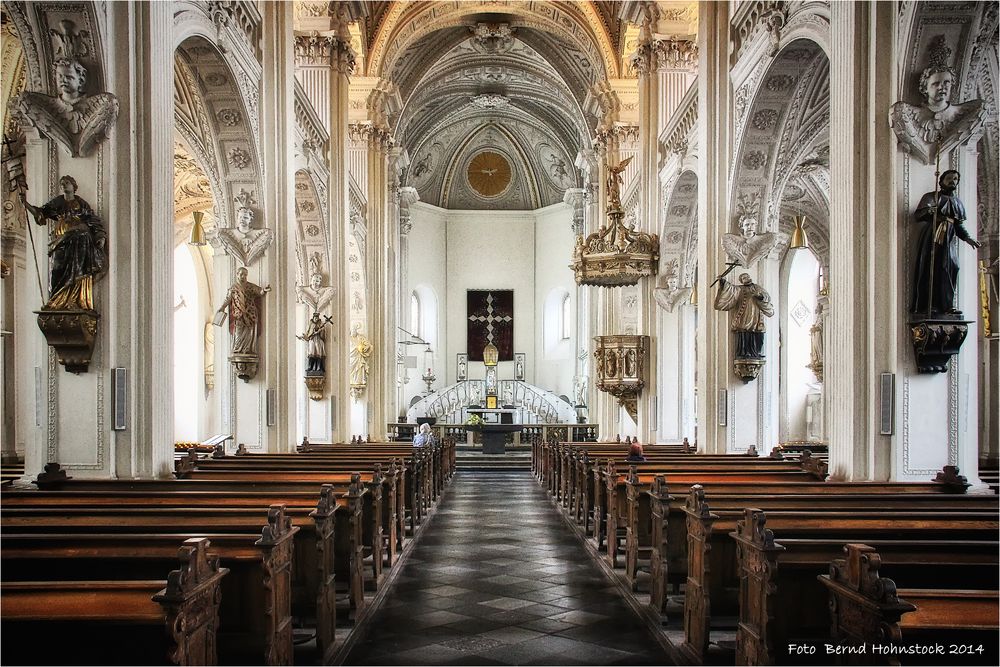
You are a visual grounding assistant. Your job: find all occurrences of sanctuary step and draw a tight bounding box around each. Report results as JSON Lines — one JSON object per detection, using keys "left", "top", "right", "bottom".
{"left": 455, "top": 450, "right": 532, "bottom": 471}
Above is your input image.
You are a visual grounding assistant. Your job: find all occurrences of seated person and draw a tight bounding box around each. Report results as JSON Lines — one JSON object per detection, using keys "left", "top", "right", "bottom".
{"left": 626, "top": 442, "right": 646, "bottom": 462}
{"left": 412, "top": 423, "right": 436, "bottom": 448}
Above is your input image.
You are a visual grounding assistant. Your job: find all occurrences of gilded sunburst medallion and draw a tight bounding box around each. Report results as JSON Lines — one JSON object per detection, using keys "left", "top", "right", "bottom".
{"left": 467, "top": 151, "right": 512, "bottom": 197}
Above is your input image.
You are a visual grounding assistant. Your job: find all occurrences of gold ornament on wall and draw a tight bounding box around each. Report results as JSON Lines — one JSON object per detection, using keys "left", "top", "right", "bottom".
{"left": 467, "top": 151, "right": 512, "bottom": 197}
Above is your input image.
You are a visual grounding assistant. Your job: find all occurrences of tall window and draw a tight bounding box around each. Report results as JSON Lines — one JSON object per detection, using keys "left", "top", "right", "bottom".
{"left": 560, "top": 293, "right": 571, "bottom": 340}
{"left": 410, "top": 292, "right": 420, "bottom": 338}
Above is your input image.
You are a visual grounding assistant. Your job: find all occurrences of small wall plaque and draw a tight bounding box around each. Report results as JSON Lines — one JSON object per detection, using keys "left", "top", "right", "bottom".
{"left": 879, "top": 373, "right": 894, "bottom": 436}
{"left": 717, "top": 389, "right": 728, "bottom": 427}
{"left": 112, "top": 368, "right": 127, "bottom": 431}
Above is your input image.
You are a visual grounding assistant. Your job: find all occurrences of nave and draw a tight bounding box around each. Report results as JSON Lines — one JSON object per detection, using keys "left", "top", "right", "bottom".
{"left": 347, "top": 469, "right": 673, "bottom": 666}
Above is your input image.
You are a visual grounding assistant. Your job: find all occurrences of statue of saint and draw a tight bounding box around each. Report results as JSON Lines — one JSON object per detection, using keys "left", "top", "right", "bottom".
{"left": 911, "top": 169, "right": 982, "bottom": 316}
{"left": 349, "top": 323, "right": 372, "bottom": 391}
{"left": 214, "top": 267, "right": 270, "bottom": 355}
{"left": 298, "top": 312, "right": 329, "bottom": 373}
{"left": 714, "top": 273, "right": 774, "bottom": 359}
{"left": 806, "top": 300, "right": 825, "bottom": 383}
{"left": 12, "top": 58, "right": 118, "bottom": 158}
{"left": 889, "top": 64, "right": 986, "bottom": 164}
{"left": 21, "top": 175, "right": 107, "bottom": 310}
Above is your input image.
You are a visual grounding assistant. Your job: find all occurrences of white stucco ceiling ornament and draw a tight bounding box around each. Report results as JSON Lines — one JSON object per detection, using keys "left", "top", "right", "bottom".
{"left": 217, "top": 188, "right": 273, "bottom": 266}
{"left": 470, "top": 93, "right": 510, "bottom": 110}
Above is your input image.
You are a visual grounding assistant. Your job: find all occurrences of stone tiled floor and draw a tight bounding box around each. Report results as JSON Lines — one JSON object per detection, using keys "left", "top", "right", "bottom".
{"left": 345, "top": 470, "right": 673, "bottom": 666}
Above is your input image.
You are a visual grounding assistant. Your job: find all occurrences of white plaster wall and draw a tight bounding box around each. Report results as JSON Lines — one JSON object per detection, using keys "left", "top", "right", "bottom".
{"left": 402, "top": 202, "right": 576, "bottom": 417}
{"left": 533, "top": 203, "right": 576, "bottom": 400}
{"left": 445, "top": 207, "right": 535, "bottom": 389}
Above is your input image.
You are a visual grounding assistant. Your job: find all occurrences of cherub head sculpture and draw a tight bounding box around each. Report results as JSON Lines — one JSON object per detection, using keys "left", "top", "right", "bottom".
{"left": 738, "top": 214, "right": 758, "bottom": 238}
{"left": 54, "top": 59, "right": 87, "bottom": 102}
{"left": 918, "top": 65, "right": 955, "bottom": 109}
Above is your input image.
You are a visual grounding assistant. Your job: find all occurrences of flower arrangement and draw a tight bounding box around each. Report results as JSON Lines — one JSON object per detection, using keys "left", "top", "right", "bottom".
{"left": 466, "top": 414, "right": 485, "bottom": 426}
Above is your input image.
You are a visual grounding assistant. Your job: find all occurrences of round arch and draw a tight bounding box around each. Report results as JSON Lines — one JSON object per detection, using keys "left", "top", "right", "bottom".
{"left": 367, "top": 1, "right": 619, "bottom": 81}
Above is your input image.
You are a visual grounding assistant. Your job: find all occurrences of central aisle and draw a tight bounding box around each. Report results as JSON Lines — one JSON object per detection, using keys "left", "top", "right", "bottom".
{"left": 346, "top": 470, "right": 673, "bottom": 666}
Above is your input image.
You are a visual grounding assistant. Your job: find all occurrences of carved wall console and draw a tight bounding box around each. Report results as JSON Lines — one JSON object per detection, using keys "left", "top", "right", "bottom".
{"left": 594, "top": 335, "right": 649, "bottom": 420}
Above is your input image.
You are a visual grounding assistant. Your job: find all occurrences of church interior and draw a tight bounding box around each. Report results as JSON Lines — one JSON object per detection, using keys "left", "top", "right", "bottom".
{"left": 0, "top": 0, "right": 998, "bottom": 665}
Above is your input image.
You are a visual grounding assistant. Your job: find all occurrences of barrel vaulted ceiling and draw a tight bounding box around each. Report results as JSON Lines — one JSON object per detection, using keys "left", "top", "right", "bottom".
{"left": 365, "top": 1, "right": 625, "bottom": 210}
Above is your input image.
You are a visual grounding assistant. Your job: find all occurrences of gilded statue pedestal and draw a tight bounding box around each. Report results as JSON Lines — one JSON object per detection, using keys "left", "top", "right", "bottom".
{"left": 733, "top": 357, "right": 765, "bottom": 383}
{"left": 229, "top": 353, "right": 259, "bottom": 382}
{"left": 35, "top": 309, "right": 99, "bottom": 373}
{"left": 909, "top": 317, "right": 970, "bottom": 374}
{"left": 304, "top": 372, "right": 325, "bottom": 401}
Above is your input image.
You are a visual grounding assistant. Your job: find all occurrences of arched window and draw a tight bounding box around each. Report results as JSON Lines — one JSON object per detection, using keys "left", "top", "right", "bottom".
{"left": 410, "top": 292, "right": 420, "bottom": 338}
{"left": 560, "top": 293, "right": 572, "bottom": 340}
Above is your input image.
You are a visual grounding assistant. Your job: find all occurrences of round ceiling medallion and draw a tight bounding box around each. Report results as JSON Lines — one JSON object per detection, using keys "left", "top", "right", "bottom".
{"left": 467, "top": 151, "right": 512, "bottom": 197}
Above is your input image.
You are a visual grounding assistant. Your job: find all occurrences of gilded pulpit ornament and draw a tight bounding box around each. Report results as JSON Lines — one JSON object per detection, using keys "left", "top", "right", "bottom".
{"left": 11, "top": 20, "right": 118, "bottom": 158}
{"left": 594, "top": 335, "right": 649, "bottom": 421}
{"left": 889, "top": 39, "right": 986, "bottom": 165}
{"left": 22, "top": 176, "right": 107, "bottom": 373}
{"left": 214, "top": 266, "right": 270, "bottom": 381}
{"left": 572, "top": 157, "right": 659, "bottom": 287}
{"left": 908, "top": 168, "right": 979, "bottom": 373}
{"left": 714, "top": 273, "right": 774, "bottom": 383}
{"left": 217, "top": 189, "right": 273, "bottom": 266}
{"left": 349, "top": 322, "right": 372, "bottom": 400}
{"left": 299, "top": 312, "right": 332, "bottom": 400}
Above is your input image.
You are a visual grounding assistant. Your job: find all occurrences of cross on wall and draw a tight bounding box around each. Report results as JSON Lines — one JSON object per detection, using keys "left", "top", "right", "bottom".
{"left": 467, "top": 292, "right": 512, "bottom": 344}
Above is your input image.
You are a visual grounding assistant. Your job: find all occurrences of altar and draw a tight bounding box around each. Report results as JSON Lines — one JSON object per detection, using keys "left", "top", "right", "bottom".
{"left": 466, "top": 423, "right": 524, "bottom": 454}
{"left": 466, "top": 409, "right": 520, "bottom": 454}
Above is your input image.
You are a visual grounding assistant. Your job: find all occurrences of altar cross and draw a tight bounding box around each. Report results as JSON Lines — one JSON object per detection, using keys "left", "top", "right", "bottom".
{"left": 467, "top": 292, "right": 512, "bottom": 344}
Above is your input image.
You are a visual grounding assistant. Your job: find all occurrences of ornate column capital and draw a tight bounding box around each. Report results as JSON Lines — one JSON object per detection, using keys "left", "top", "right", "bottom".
{"left": 349, "top": 122, "right": 394, "bottom": 153}
{"left": 630, "top": 38, "right": 698, "bottom": 77}
{"left": 293, "top": 32, "right": 355, "bottom": 74}
{"left": 564, "top": 188, "right": 587, "bottom": 236}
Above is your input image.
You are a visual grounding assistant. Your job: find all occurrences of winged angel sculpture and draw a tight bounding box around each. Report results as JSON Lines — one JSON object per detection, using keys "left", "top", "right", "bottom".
{"left": 12, "top": 23, "right": 118, "bottom": 158}
{"left": 720, "top": 195, "right": 779, "bottom": 269}
{"left": 217, "top": 190, "right": 274, "bottom": 266}
{"left": 653, "top": 263, "right": 692, "bottom": 312}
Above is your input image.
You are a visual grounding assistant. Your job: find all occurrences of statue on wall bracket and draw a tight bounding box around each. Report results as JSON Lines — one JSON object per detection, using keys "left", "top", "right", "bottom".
{"left": 217, "top": 189, "right": 273, "bottom": 266}
{"left": 713, "top": 273, "right": 774, "bottom": 383}
{"left": 299, "top": 312, "right": 332, "bottom": 400}
{"left": 710, "top": 195, "right": 779, "bottom": 383}
{"left": 908, "top": 168, "right": 980, "bottom": 373}
{"left": 214, "top": 266, "right": 270, "bottom": 381}
{"left": 21, "top": 175, "right": 107, "bottom": 373}
{"left": 11, "top": 19, "right": 118, "bottom": 158}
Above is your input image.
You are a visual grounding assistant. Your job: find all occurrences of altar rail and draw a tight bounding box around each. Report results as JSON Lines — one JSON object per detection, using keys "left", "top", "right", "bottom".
{"left": 387, "top": 423, "right": 600, "bottom": 444}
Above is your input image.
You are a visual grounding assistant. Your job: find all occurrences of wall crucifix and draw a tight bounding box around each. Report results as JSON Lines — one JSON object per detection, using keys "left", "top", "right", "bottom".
{"left": 467, "top": 290, "right": 514, "bottom": 361}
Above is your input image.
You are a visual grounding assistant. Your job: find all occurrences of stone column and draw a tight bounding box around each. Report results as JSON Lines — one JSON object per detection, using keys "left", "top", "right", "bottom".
{"left": 827, "top": 0, "right": 896, "bottom": 480}
{"left": 293, "top": 18, "right": 355, "bottom": 442}
{"left": 633, "top": 33, "right": 661, "bottom": 443}
{"left": 695, "top": 0, "right": 731, "bottom": 454}
{"left": 395, "top": 182, "right": 418, "bottom": 420}
{"left": 261, "top": 1, "right": 296, "bottom": 451}
{"left": 591, "top": 134, "right": 624, "bottom": 439}
{"left": 564, "top": 187, "right": 589, "bottom": 421}
{"left": 359, "top": 123, "right": 395, "bottom": 440}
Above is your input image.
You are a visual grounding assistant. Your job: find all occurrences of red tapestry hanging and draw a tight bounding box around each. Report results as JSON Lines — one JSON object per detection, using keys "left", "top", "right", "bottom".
{"left": 467, "top": 290, "right": 514, "bottom": 361}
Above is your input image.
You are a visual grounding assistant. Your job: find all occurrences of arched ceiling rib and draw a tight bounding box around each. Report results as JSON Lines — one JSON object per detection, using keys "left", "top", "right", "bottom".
{"left": 397, "top": 33, "right": 593, "bottom": 209}
{"left": 732, "top": 38, "right": 831, "bottom": 264}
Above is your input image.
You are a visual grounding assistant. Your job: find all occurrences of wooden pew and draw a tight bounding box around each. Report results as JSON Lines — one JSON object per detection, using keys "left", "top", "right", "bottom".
{"left": 679, "top": 491, "right": 998, "bottom": 663}
{"left": 821, "top": 543, "right": 1000, "bottom": 666}
{"left": 3, "top": 482, "right": 363, "bottom": 663}
{"left": 2, "top": 505, "right": 298, "bottom": 664}
{"left": 180, "top": 456, "right": 403, "bottom": 570}
{"left": 1, "top": 537, "right": 228, "bottom": 666}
